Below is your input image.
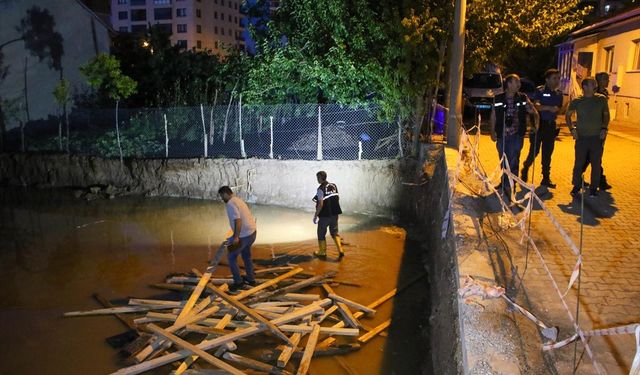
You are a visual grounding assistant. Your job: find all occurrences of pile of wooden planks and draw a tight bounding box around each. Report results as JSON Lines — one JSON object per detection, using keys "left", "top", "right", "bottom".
{"left": 64, "top": 264, "right": 401, "bottom": 375}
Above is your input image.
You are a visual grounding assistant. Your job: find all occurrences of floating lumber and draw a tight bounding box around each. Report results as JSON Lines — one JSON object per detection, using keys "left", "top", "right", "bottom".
{"left": 186, "top": 323, "right": 358, "bottom": 337}
{"left": 327, "top": 294, "right": 376, "bottom": 316}
{"left": 175, "top": 314, "right": 235, "bottom": 375}
{"left": 336, "top": 302, "right": 362, "bottom": 329}
{"left": 254, "top": 266, "right": 295, "bottom": 275}
{"left": 235, "top": 268, "right": 304, "bottom": 300}
{"left": 111, "top": 299, "right": 331, "bottom": 375}
{"left": 128, "top": 298, "right": 185, "bottom": 307}
{"left": 223, "top": 352, "right": 293, "bottom": 375}
{"left": 205, "top": 282, "right": 294, "bottom": 346}
{"left": 93, "top": 293, "right": 137, "bottom": 331}
{"left": 357, "top": 319, "right": 391, "bottom": 344}
{"left": 262, "top": 344, "right": 362, "bottom": 362}
{"left": 277, "top": 333, "right": 303, "bottom": 368}
{"left": 274, "top": 294, "right": 320, "bottom": 302}
{"left": 244, "top": 272, "right": 336, "bottom": 305}
{"left": 64, "top": 305, "right": 175, "bottom": 317}
{"left": 146, "top": 323, "right": 245, "bottom": 375}
{"left": 296, "top": 324, "right": 320, "bottom": 375}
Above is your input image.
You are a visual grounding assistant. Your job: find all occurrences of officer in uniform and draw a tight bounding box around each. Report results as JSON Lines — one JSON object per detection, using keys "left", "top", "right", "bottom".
{"left": 312, "top": 171, "right": 345, "bottom": 259}
{"left": 521, "top": 68, "right": 563, "bottom": 188}
{"left": 490, "top": 74, "right": 539, "bottom": 196}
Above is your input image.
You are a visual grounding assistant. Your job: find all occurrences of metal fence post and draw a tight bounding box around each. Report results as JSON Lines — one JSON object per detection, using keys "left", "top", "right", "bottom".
{"left": 358, "top": 140, "right": 363, "bottom": 160}
{"left": 269, "top": 116, "right": 274, "bottom": 159}
{"left": 200, "top": 104, "right": 208, "bottom": 158}
{"left": 317, "top": 106, "right": 323, "bottom": 160}
{"left": 397, "top": 119, "right": 404, "bottom": 158}
{"left": 239, "top": 94, "right": 246, "bottom": 158}
{"left": 163, "top": 113, "right": 169, "bottom": 158}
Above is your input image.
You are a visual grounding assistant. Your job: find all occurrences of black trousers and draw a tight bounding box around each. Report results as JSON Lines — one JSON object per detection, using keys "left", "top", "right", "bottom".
{"left": 522, "top": 120, "right": 558, "bottom": 179}
{"left": 317, "top": 215, "right": 339, "bottom": 240}
{"left": 582, "top": 139, "right": 607, "bottom": 185}
{"left": 572, "top": 136, "right": 604, "bottom": 190}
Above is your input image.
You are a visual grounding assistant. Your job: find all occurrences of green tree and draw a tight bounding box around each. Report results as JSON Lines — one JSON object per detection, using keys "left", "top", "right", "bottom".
{"left": 464, "top": 0, "right": 590, "bottom": 74}
{"left": 80, "top": 53, "right": 137, "bottom": 163}
{"left": 52, "top": 78, "right": 71, "bottom": 152}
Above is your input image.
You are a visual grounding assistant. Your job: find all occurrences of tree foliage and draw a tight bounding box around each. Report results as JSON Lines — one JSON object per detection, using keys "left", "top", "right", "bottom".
{"left": 465, "top": 0, "right": 591, "bottom": 74}
{"left": 80, "top": 53, "right": 137, "bottom": 102}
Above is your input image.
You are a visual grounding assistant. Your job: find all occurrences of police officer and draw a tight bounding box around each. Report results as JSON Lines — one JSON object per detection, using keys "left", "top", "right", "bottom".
{"left": 521, "top": 69, "right": 563, "bottom": 188}
{"left": 312, "top": 171, "right": 345, "bottom": 259}
{"left": 490, "top": 74, "right": 539, "bottom": 196}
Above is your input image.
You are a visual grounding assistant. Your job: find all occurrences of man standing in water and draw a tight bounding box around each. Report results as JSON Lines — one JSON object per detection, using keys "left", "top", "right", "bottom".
{"left": 218, "top": 186, "right": 257, "bottom": 294}
{"left": 312, "top": 171, "right": 345, "bottom": 259}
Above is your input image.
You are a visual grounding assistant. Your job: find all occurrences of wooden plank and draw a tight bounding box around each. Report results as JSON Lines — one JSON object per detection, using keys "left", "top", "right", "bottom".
{"left": 146, "top": 323, "right": 245, "bottom": 375}
{"left": 223, "top": 352, "right": 293, "bottom": 375}
{"left": 295, "top": 324, "right": 320, "bottom": 375}
{"left": 186, "top": 323, "right": 358, "bottom": 337}
{"left": 111, "top": 300, "right": 331, "bottom": 375}
{"left": 327, "top": 293, "right": 375, "bottom": 316}
{"left": 93, "top": 293, "right": 137, "bottom": 331}
{"left": 357, "top": 319, "right": 391, "bottom": 343}
{"left": 175, "top": 314, "right": 235, "bottom": 375}
{"left": 253, "top": 266, "right": 295, "bottom": 275}
{"left": 336, "top": 302, "right": 362, "bottom": 329}
{"left": 64, "top": 305, "right": 174, "bottom": 317}
{"left": 277, "top": 333, "right": 302, "bottom": 368}
{"left": 234, "top": 267, "right": 304, "bottom": 300}
{"left": 275, "top": 294, "right": 320, "bottom": 302}
{"left": 321, "top": 284, "right": 336, "bottom": 296}
{"left": 128, "top": 299, "right": 184, "bottom": 307}
{"left": 244, "top": 272, "right": 335, "bottom": 305}
{"left": 205, "top": 282, "right": 294, "bottom": 346}
{"left": 317, "top": 305, "right": 338, "bottom": 324}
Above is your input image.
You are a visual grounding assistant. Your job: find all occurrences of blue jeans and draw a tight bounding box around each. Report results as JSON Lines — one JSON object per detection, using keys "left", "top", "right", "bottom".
{"left": 496, "top": 134, "right": 524, "bottom": 189}
{"left": 227, "top": 231, "right": 256, "bottom": 284}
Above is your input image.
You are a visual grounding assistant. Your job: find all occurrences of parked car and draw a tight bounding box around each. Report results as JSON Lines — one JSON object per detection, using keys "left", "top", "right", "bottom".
{"left": 463, "top": 72, "right": 503, "bottom": 112}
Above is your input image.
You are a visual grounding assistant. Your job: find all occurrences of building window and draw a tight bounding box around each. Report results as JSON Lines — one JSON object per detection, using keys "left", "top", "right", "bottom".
{"left": 196, "top": 9, "right": 201, "bottom": 17}
{"left": 228, "top": 15, "right": 231, "bottom": 22}
{"left": 177, "top": 24, "right": 187, "bottom": 33}
{"left": 154, "top": 8, "right": 172, "bottom": 20}
{"left": 130, "top": 0, "right": 146, "bottom": 5}
{"left": 118, "top": 11, "right": 128, "bottom": 20}
{"left": 118, "top": 0, "right": 128, "bottom": 4}
{"left": 221, "top": 12, "right": 224, "bottom": 20}
{"left": 214, "top": 26, "right": 218, "bottom": 34}
{"left": 603, "top": 46, "right": 615, "bottom": 73}
{"left": 197, "top": 40, "right": 202, "bottom": 49}
{"left": 229, "top": 28, "right": 232, "bottom": 36}
{"left": 176, "top": 40, "right": 187, "bottom": 49}
{"left": 214, "top": 11, "right": 218, "bottom": 19}
{"left": 234, "top": 16, "right": 238, "bottom": 24}
{"left": 196, "top": 25, "right": 202, "bottom": 33}
{"left": 131, "top": 9, "right": 147, "bottom": 21}
{"left": 155, "top": 23, "right": 172, "bottom": 34}
{"left": 234, "top": 2, "right": 238, "bottom": 9}
{"left": 176, "top": 8, "right": 186, "bottom": 17}
{"left": 221, "top": 0, "right": 225, "bottom": 5}
{"left": 131, "top": 24, "right": 147, "bottom": 33}
{"left": 221, "top": 28, "right": 225, "bottom": 36}
{"left": 153, "top": 0, "right": 171, "bottom": 4}
{"left": 119, "top": 26, "right": 129, "bottom": 32}
{"left": 633, "top": 40, "right": 640, "bottom": 71}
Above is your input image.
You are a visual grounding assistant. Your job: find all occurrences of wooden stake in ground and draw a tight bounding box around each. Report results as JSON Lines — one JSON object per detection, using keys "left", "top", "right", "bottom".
{"left": 146, "top": 324, "right": 245, "bottom": 375}
{"left": 296, "top": 324, "right": 321, "bottom": 375}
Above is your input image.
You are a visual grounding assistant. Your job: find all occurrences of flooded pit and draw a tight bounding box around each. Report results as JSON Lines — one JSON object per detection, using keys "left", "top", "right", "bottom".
{"left": 0, "top": 187, "right": 432, "bottom": 375}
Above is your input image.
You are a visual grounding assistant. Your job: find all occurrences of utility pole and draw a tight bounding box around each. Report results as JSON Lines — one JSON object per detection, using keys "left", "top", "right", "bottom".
{"left": 446, "top": 0, "right": 467, "bottom": 148}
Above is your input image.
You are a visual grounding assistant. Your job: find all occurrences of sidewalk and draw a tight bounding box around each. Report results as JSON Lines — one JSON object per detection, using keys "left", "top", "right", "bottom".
{"left": 448, "top": 125, "right": 640, "bottom": 374}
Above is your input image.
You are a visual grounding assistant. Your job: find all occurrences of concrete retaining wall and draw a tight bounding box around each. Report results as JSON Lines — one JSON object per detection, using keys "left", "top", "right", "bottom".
{"left": 402, "top": 144, "right": 466, "bottom": 374}
{"left": 0, "top": 153, "right": 413, "bottom": 217}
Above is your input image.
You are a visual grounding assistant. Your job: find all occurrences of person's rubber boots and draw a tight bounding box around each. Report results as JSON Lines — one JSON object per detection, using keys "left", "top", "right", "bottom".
{"left": 333, "top": 235, "right": 345, "bottom": 259}
{"left": 314, "top": 240, "right": 327, "bottom": 258}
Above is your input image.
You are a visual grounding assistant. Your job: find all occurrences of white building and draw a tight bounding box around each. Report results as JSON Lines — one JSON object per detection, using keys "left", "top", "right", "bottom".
{"left": 558, "top": 7, "right": 640, "bottom": 126}
{"left": 110, "top": 0, "right": 245, "bottom": 54}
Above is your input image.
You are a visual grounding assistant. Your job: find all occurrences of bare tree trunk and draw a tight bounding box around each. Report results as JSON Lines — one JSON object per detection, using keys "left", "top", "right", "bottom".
{"left": 223, "top": 81, "right": 239, "bottom": 144}
{"left": 209, "top": 89, "right": 218, "bottom": 145}
{"left": 115, "top": 100, "right": 123, "bottom": 163}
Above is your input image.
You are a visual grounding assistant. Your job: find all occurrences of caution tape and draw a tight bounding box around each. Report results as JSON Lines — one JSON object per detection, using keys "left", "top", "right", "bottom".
{"left": 632, "top": 325, "right": 640, "bottom": 375}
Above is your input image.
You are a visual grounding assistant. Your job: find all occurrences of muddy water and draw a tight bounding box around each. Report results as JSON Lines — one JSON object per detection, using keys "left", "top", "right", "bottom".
{"left": 0, "top": 187, "right": 430, "bottom": 375}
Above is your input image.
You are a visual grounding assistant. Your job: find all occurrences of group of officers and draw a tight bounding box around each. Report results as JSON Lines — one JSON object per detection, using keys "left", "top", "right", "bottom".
{"left": 489, "top": 69, "right": 612, "bottom": 197}
{"left": 215, "top": 170, "right": 344, "bottom": 294}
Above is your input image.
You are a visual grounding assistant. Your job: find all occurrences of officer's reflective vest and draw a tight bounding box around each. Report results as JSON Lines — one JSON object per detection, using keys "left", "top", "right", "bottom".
{"left": 313, "top": 182, "right": 342, "bottom": 217}
{"left": 493, "top": 92, "right": 528, "bottom": 138}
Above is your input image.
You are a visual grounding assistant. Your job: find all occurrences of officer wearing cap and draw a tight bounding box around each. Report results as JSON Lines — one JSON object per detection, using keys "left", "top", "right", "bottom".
{"left": 521, "top": 68, "right": 563, "bottom": 188}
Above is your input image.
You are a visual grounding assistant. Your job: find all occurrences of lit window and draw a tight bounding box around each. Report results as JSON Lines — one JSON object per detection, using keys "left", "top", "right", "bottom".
{"left": 118, "top": 0, "right": 128, "bottom": 4}
{"left": 176, "top": 8, "right": 186, "bottom": 17}
{"left": 604, "top": 46, "right": 615, "bottom": 73}
{"left": 153, "top": 0, "right": 171, "bottom": 4}
{"left": 633, "top": 40, "right": 640, "bottom": 70}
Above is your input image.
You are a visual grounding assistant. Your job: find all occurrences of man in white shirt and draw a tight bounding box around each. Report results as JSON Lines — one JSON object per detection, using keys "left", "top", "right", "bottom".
{"left": 218, "top": 186, "right": 257, "bottom": 294}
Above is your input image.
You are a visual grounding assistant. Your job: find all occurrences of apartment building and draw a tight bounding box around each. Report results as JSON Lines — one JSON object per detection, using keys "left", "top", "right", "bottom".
{"left": 110, "top": 0, "right": 245, "bottom": 54}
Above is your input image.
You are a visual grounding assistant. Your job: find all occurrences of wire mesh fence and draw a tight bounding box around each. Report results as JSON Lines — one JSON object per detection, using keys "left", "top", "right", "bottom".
{"left": 8, "top": 103, "right": 411, "bottom": 161}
